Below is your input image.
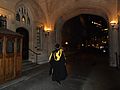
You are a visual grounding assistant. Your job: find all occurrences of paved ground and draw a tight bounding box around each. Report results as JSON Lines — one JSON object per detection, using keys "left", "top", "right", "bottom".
{"left": 0, "top": 52, "right": 120, "bottom": 90}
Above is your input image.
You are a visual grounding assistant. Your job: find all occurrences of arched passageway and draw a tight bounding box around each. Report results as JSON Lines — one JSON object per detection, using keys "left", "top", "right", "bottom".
{"left": 61, "top": 14, "right": 109, "bottom": 64}
{"left": 16, "top": 27, "right": 29, "bottom": 60}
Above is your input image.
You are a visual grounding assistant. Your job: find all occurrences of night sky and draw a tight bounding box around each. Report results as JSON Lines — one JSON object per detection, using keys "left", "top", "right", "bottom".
{"left": 62, "top": 14, "right": 108, "bottom": 49}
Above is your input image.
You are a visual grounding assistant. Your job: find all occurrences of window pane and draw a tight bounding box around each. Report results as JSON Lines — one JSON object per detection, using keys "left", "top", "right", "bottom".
{"left": 7, "top": 40, "right": 14, "bottom": 53}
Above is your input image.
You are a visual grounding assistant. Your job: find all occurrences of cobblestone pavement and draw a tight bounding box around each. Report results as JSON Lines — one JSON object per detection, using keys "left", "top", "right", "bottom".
{"left": 0, "top": 53, "right": 120, "bottom": 90}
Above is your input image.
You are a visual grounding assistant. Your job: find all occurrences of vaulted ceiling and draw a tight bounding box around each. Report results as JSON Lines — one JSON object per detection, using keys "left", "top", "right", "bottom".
{"left": 0, "top": 0, "right": 119, "bottom": 26}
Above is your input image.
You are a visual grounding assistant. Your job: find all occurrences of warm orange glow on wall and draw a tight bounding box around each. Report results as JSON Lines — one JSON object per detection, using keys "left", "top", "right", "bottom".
{"left": 44, "top": 26, "right": 52, "bottom": 32}
{"left": 110, "top": 20, "right": 117, "bottom": 24}
{"left": 110, "top": 20, "right": 117, "bottom": 26}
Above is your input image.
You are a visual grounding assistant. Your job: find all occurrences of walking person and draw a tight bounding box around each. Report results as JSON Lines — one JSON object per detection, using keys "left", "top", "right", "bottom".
{"left": 49, "top": 43, "right": 67, "bottom": 84}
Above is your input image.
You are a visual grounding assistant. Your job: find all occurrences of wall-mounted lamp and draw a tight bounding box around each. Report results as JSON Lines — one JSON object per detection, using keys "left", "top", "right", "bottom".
{"left": 44, "top": 26, "right": 52, "bottom": 37}
{"left": 110, "top": 20, "right": 117, "bottom": 28}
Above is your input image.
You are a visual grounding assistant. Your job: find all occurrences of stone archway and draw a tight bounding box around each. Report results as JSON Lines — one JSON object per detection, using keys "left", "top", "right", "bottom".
{"left": 54, "top": 8, "right": 109, "bottom": 44}
{"left": 53, "top": 8, "right": 112, "bottom": 65}
{"left": 62, "top": 14, "right": 108, "bottom": 51}
{"left": 16, "top": 27, "right": 29, "bottom": 60}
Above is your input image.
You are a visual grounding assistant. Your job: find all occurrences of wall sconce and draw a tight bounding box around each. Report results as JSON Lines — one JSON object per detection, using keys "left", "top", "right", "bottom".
{"left": 44, "top": 26, "right": 51, "bottom": 37}
{"left": 110, "top": 20, "right": 117, "bottom": 28}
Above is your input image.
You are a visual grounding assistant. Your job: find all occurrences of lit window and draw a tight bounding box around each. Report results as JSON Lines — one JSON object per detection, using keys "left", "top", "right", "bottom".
{"left": 22, "top": 16, "right": 25, "bottom": 23}
{"left": 16, "top": 5, "right": 31, "bottom": 25}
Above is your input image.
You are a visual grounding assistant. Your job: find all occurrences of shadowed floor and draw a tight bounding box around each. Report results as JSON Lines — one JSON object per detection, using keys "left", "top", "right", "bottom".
{"left": 0, "top": 51, "right": 120, "bottom": 90}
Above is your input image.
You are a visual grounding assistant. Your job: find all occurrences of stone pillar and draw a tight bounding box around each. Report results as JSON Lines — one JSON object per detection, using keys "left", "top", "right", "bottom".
{"left": 118, "top": 16, "right": 120, "bottom": 68}
{"left": 54, "top": 17, "right": 64, "bottom": 45}
{"left": 47, "top": 31, "right": 55, "bottom": 55}
{"left": 109, "top": 23, "right": 119, "bottom": 67}
{"left": 55, "top": 27, "right": 61, "bottom": 44}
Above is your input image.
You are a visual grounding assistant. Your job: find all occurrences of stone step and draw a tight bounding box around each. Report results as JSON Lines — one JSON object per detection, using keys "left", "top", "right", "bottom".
{"left": 22, "top": 60, "right": 41, "bottom": 75}
{"left": 22, "top": 60, "right": 33, "bottom": 66}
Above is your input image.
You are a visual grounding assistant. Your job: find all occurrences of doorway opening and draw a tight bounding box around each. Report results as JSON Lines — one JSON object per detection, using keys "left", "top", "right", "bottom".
{"left": 16, "top": 27, "right": 29, "bottom": 60}
{"left": 61, "top": 14, "right": 109, "bottom": 64}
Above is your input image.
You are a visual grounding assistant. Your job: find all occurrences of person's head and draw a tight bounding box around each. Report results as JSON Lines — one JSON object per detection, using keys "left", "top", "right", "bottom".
{"left": 55, "top": 43, "right": 60, "bottom": 49}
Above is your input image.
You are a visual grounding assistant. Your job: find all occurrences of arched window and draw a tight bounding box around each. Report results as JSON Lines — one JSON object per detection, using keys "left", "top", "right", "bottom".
{"left": 0, "top": 15, "right": 7, "bottom": 28}
{"left": 16, "top": 5, "right": 31, "bottom": 25}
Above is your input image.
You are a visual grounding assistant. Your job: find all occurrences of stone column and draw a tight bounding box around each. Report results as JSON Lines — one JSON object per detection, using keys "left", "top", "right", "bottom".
{"left": 118, "top": 16, "right": 120, "bottom": 68}
{"left": 47, "top": 31, "right": 55, "bottom": 55}
{"left": 54, "top": 17, "right": 64, "bottom": 45}
{"left": 109, "top": 23, "right": 119, "bottom": 67}
{"left": 55, "top": 27, "right": 61, "bottom": 44}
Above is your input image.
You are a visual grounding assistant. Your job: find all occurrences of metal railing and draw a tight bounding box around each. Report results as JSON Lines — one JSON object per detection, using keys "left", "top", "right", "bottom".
{"left": 29, "top": 49, "right": 41, "bottom": 64}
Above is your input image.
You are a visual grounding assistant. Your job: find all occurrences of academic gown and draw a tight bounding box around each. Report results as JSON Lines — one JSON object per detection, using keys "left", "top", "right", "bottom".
{"left": 49, "top": 49, "right": 67, "bottom": 81}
